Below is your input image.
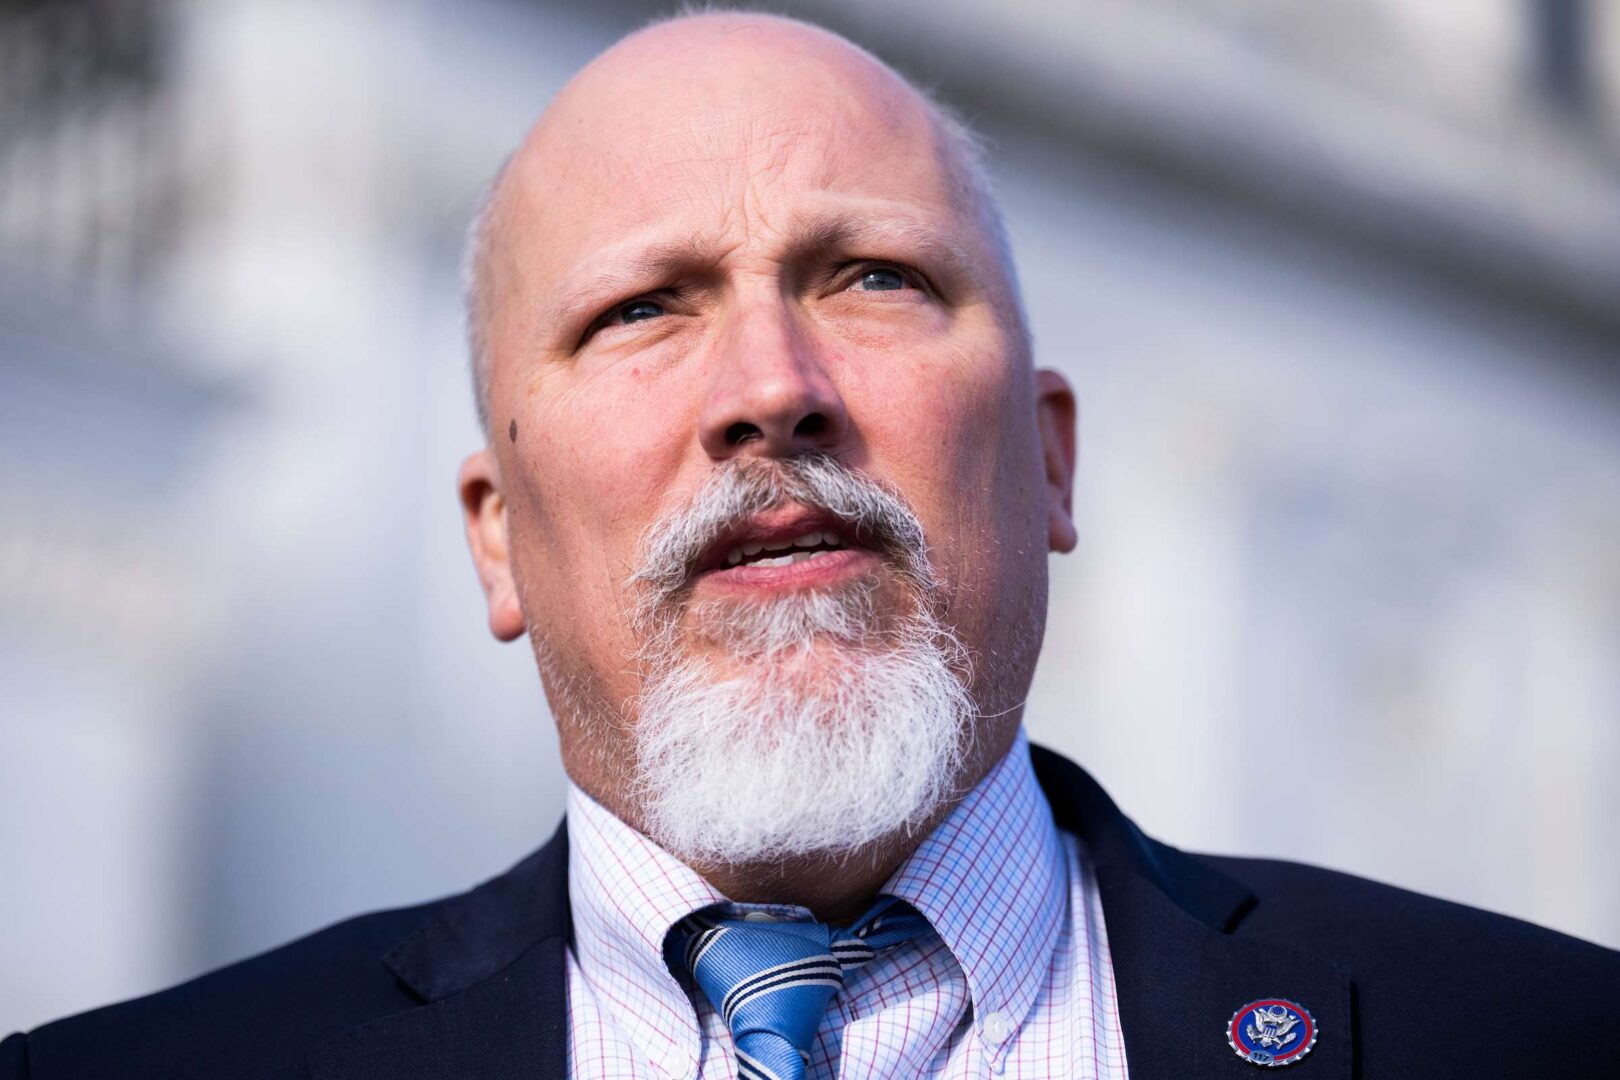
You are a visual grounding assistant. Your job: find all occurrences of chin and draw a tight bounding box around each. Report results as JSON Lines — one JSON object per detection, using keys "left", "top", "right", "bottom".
{"left": 632, "top": 590, "right": 978, "bottom": 866}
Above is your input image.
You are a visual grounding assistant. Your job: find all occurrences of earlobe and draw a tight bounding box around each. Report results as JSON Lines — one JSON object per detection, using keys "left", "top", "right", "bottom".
{"left": 1034, "top": 368, "right": 1079, "bottom": 554}
{"left": 458, "top": 449, "right": 527, "bottom": 642}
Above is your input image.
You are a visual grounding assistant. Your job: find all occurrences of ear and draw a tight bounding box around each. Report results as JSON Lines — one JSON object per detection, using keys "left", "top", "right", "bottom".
{"left": 458, "top": 448, "right": 527, "bottom": 642}
{"left": 1034, "top": 368, "right": 1078, "bottom": 553}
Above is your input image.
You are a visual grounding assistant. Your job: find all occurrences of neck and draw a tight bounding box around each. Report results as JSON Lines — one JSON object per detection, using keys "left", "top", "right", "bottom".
{"left": 688, "top": 813, "right": 948, "bottom": 925}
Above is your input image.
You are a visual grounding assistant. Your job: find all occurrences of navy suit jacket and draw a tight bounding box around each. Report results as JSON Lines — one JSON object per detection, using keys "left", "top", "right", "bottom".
{"left": 6, "top": 745, "right": 1618, "bottom": 1078}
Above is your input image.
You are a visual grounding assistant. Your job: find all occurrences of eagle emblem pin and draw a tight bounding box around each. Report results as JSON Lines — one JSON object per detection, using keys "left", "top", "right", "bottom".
{"left": 1227, "top": 998, "right": 1317, "bottom": 1067}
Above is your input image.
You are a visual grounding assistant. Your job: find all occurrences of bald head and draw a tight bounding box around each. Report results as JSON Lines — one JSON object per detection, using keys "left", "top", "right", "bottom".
{"left": 462, "top": 11, "right": 1021, "bottom": 435}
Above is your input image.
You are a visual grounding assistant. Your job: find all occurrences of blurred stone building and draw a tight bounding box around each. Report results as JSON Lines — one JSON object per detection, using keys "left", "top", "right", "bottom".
{"left": 3, "top": 0, "right": 1618, "bottom": 1030}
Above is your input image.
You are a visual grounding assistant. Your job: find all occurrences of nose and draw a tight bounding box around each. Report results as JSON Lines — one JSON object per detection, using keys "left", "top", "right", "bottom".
{"left": 697, "top": 298, "right": 850, "bottom": 460}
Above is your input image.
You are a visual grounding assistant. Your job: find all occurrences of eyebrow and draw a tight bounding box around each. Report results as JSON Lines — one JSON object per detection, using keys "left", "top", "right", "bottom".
{"left": 544, "top": 233, "right": 714, "bottom": 332}
{"left": 540, "top": 209, "right": 978, "bottom": 343}
{"left": 790, "top": 212, "right": 975, "bottom": 280}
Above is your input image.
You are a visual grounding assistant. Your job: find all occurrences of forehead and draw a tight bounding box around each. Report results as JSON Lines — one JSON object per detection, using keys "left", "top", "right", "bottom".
{"left": 503, "top": 22, "right": 969, "bottom": 270}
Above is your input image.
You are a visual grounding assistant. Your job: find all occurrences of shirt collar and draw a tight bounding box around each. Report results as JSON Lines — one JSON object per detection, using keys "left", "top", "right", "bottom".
{"left": 567, "top": 782, "right": 721, "bottom": 1074}
{"left": 566, "top": 726, "right": 1065, "bottom": 1062}
{"left": 883, "top": 726, "right": 1067, "bottom": 1040}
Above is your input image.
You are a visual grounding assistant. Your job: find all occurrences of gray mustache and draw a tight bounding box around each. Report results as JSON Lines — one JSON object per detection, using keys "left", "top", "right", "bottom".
{"left": 629, "top": 453, "right": 935, "bottom": 612}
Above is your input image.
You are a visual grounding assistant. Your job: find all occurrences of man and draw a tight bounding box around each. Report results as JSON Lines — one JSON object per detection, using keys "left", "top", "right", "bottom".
{"left": 5, "top": 11, "right": 1617, "bottom": 1079}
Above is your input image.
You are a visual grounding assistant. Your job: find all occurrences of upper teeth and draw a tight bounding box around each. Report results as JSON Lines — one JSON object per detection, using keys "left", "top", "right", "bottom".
{"left": 724, "top": 531, "right": 843, "bottom": 566}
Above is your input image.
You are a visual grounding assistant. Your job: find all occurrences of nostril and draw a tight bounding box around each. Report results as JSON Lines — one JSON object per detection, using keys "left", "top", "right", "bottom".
{"left": 794, "top": 413, "right": 827, "bottom": 439}
{"left": 725, "top": 421, "right": 763, "bottom": 446}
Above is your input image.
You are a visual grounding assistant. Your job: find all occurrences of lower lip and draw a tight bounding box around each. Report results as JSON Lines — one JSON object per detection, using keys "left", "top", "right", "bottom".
{"left": 693, "top": 547, "right": 879, "bottom": 594}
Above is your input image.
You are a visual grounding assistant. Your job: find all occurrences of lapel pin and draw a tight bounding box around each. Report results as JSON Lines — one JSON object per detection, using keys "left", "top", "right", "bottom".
{"left": 1227, "top": 998, "right": 1317, "bottom": 1067}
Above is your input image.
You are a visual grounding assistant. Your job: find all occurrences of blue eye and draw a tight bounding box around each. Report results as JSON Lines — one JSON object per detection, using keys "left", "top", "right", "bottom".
{"left": 616, "top": 299, "right": 664, "bottom": 324}
{"left": 855, "top": 267, "right": 907, "bottom": 291}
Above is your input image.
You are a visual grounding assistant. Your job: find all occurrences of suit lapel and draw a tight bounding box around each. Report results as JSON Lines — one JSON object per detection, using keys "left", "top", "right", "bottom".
{"left": 308, "top": 936, "right": 568, "bottom": 1080}
{"left": 310, "top": 824, "right": 573, "bottom": 1080}
{"left": 1032, "top": 747, "right": 1352, "bottom": 1079}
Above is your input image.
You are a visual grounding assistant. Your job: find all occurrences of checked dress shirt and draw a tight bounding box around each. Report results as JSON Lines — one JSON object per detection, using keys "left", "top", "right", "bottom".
{"left": 564, "top": 729, "right": 1131, "bottom": 1079}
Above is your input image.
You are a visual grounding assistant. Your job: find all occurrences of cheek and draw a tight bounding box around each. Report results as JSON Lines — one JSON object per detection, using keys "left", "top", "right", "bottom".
{"left": 849, "top": 338, "right": 1026, "bottom": 498}
{"left": 504, "top": 372, "right": 696, "bottom": 634}
{"left": 845, "top": 341, "right": 1041, "bottom": 600}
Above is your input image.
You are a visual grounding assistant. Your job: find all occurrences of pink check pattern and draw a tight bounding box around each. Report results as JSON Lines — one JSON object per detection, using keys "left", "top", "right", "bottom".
{"left": 564, "top": 728, "right": 1131, "bottom": 1079}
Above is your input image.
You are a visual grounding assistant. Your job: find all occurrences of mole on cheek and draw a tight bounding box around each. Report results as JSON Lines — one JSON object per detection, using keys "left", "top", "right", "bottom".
{"left": 508, "top": 419, "right": 518, "bottom": 442}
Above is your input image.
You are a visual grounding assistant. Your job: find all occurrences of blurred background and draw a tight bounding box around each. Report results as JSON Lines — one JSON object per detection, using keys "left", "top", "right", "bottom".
{"left": 3, "top": 0, "right": 1618, "bottom": 1030}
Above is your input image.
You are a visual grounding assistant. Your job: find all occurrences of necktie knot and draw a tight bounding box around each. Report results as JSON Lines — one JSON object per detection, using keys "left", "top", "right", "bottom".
{"left": 670, "top": 896, "right": 928, "bottom": 1080}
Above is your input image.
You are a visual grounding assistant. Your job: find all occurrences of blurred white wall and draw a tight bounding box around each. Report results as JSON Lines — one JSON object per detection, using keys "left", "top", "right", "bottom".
{"left": 2, "top": 0, "right": 1617, "bottom": 1033}
{"left": 1006, "top": 139, "right": 1620, "bottom": 945}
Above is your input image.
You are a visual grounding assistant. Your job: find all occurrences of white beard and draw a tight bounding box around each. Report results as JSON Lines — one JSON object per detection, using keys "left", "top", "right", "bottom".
{"left": 633, "top": 590, "right": 975, "bottom": 866}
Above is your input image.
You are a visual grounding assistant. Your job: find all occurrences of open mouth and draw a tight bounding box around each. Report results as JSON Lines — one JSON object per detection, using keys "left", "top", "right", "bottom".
{"left": 720, "top": 529, "right": 847, "bottom": 569}
{"left": 692, "top": 510, "right": 874, "bottom": 582}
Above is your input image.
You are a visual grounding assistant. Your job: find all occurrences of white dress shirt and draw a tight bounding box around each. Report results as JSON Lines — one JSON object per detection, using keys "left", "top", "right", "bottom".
{"left": 564, "top": 728, "right": 1131, "bottom": 1079}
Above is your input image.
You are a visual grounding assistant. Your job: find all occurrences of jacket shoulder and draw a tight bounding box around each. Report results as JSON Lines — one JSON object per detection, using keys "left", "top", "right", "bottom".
{"left": 10, "top": 902, "right": 434, "bottom": 1080}
{"left": 1203, "top": 854, "right": 1620, "bottom": 1018}
{"left": 1209, "top": 853, "right": 1618, "bottom": 967}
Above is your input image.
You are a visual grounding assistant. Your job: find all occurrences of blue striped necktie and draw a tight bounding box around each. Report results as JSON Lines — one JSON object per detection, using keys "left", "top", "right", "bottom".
{"left": 669, "top": 896, "right": 929, "bottom": 1080}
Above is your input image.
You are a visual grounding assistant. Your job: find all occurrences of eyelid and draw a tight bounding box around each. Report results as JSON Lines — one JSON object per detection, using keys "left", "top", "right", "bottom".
{"left": 837, "top": 260, "right": 932, "bottom": 294}
{"left": 579, "top": 291, "right": 667, "bottom": 346}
